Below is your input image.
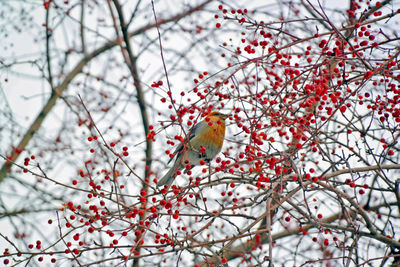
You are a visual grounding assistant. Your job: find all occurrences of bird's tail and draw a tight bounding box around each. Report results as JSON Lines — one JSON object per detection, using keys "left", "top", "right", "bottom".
{"left": 157, "top": 162, "right": 181, "bottom": 187}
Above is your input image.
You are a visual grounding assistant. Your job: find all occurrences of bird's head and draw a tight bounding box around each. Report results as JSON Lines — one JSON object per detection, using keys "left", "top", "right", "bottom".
{"left": 207, "top": 111, "right": 228, "bottom": 120}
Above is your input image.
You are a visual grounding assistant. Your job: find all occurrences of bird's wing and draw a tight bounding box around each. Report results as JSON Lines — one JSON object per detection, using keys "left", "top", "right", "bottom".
{"left": 168, "top": 121, "right": 207, "bottom": 164}
{"left": 190, "top": 120, "right": 207, "bottom": 140}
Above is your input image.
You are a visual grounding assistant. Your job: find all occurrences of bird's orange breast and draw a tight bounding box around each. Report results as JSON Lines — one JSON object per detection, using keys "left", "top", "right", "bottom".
{"left": 203, "top": 116, "right": 226, "bottom": 148}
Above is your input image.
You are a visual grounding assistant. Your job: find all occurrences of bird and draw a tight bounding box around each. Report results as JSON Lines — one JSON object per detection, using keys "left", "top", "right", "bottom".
{"left": 158, "top": 111, "right": 228, "bottom": 187}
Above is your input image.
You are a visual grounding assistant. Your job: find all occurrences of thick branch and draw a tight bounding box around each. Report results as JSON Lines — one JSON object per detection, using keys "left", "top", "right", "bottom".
{"left": 112, "top": 0, "right": 152, "bottom": 179}
{"left": 197, "top": 201, "right": 398, "bottom": 266}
